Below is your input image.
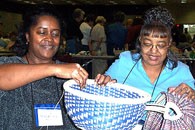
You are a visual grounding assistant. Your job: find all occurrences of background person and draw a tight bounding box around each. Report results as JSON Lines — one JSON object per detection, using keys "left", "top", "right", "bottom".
{"left": 125, "top": 17, "right": 144, "bottom": 50}
{"left": 79, "top": 14, "right": 95, "bottom": 51}
{"left": 90, "top": 16, "right": 107, "bottom": 78}
{"left": 106, "top": 11, "right": 127, "bottom": 66}
{"left": 65, "top": 8, "right": 85, "bottom": 54}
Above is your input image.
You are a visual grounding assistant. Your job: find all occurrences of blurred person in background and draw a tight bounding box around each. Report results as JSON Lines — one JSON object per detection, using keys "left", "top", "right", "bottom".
{"left": 65, "top": 8, "right": 85, "bottom": 54}
{"left": 90, "top": 16, "right": 107, "bottom": 78}
{"left": 125, "top": 17, "right": 144, "bottom": 50}
{"left": 184, "top": 28, "right": 192, "bottom": 43}
{"left": 106, "top": 11, "right": 127, "bottom": 66}
{"left": 80, "top": 14, "right": 95, "bottom": 51}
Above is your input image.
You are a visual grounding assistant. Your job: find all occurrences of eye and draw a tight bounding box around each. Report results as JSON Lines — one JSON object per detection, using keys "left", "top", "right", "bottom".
{"left": 157, "top": 43, "right": 167, "bottom": 49}
{"left": 143, "top": 42, "right": 152, "bottom": 47}
{"left": 37, "top": 30, "right": 47, "bottom": 36}
{"left": 51, "top": 30, "right": 60, "bottom": 37}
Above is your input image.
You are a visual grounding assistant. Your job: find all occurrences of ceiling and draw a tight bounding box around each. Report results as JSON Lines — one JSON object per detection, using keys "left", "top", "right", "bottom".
{"left": 2, "top": 0, "right": 195, "bottom": 5}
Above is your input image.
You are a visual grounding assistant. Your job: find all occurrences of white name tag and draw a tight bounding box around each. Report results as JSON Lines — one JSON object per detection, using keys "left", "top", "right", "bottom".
{"left": 34, "top": 104, "right": 63, "bottom": 127}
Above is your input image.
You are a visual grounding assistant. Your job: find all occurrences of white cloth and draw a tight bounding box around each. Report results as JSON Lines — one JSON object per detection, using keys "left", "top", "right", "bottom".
{"left": 90, "top": 23, "right": 106, "bottom": 43}
{"left": 90, "top": 23, "right": 107, "bottom": 78}
{"left": 80, "top": 22, "right": 92, "bottom": 46}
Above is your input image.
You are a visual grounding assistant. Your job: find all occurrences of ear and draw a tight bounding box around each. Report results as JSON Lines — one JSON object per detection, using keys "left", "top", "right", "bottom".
{"left": 168, "top": 39, "right": 172, "bottom": 47}
{"left": 138, "top": 36, "right": 141, "bottom": 42}
{"left": 25, "top": 33, "right": 30, "bottom": 42}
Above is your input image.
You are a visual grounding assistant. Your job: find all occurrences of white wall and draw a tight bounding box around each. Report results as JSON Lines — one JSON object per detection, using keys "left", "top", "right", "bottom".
{"left": 164, "top": 4, "right": 195, "bottom": 24}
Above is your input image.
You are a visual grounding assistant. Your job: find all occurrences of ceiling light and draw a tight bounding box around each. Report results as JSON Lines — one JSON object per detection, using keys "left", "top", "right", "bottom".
{"left": 109, "top": 1, "right": 118, "bottom": 4}
{"left": 181, "top": 0, "right": 187, "bottom": 3}
{"left": 129, "top": 0, "right": 136, "bottom": 4}
{"left": 23, "top": 1, "right": 30, "bottom": 3}
{"left": 160, "top": 0, "right": 166, "bottom": 3}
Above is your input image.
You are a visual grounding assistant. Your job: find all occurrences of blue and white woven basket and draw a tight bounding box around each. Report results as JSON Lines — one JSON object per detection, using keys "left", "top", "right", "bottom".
{"left": 63, "top": 79, "right": 151, "bottom": 130}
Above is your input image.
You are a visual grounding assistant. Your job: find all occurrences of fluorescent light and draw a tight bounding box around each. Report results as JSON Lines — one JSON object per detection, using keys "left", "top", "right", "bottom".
{"left": 160, "top": 0, "right": 166, "bottom": 3}
{"left": 181, "top": 0, "right": 187, "bottom": 3}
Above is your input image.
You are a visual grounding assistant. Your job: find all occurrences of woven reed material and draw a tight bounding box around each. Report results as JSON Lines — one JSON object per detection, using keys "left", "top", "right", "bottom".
{"left": 63, "top": 79, "right": 151, "bottom": 130}
{"left": 143, "top": 92, "right": 195, "bottom": 130}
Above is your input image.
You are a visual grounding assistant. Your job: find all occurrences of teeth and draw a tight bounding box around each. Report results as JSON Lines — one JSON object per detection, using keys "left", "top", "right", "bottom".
{"left": 43, "top": 45, "right": 53, "bottom": 50}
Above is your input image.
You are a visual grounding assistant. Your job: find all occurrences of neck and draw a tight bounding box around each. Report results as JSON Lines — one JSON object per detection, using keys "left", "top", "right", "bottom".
{"left": 142, "top": 61, "right": 164, "bottom": 84}
{"left": 24, "top": 53, "right": 54, "bottom": 64}
{"left": 142, "top": 62, "right": 164, "bottom": 72}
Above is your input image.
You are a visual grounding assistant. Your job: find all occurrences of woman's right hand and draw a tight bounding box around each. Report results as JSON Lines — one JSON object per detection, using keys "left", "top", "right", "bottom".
{"left": 94, "top": 74, "right": 117, "bottom": 86}
{"left": 54, "top": 63, "right": 88, "bottom": 88}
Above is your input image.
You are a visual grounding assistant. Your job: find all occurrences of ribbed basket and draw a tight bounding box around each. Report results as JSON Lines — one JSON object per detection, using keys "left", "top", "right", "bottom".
{"left": 63, "top": 79, "right": 151, "bottom": 130}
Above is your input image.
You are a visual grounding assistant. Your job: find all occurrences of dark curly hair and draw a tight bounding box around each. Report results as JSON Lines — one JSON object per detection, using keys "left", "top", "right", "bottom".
{"left": 12, "top": 4, "right": 62, "bottom": 56}
{"left": 144, "top": 6, "right": 174, "bottom": 29}
{"left": 133, "top": 6, "right": 178, "bottom": 69}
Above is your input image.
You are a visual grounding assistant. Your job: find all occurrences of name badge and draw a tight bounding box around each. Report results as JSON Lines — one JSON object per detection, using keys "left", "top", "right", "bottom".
{"left": 34, "top": 104, "right": 63, "bottom": 127}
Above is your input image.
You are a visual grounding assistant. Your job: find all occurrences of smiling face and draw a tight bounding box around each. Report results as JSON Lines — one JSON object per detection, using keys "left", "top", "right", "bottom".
{"left": 140, "top": 34, "right": 170, "bottom": 67}
{"left": 25, "top": 15, "right": 60, "bottom": 61}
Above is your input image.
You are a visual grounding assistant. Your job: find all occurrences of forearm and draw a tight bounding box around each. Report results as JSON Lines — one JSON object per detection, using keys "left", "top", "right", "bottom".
{"left": 0, "top": 64, "right": 55, "bottom": 90}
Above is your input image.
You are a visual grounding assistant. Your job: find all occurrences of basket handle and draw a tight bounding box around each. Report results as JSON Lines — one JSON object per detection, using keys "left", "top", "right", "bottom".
{"left": 145, "top": 102, "right": 183, "bottom": 121}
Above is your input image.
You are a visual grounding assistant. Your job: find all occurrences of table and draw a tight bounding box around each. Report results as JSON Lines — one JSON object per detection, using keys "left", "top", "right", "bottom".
{"left": 71, "top": 55, "right": 117, "bottom": 78}
{"left": 71, "top": 55, "right": 117, "bottom": 60}
{"left": 0, "top": 51, "right": 16, "bottom": 56}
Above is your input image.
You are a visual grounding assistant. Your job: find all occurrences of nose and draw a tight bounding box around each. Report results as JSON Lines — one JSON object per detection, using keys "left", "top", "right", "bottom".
{"left": 150, "top": 45, "right": 158, "bottom": 53}
{"left": 45, "top": 34, "right": 53, "bottom": 42}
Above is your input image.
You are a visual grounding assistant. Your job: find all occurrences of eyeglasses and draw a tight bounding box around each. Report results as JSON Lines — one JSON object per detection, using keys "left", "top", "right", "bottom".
{"left": 141, "top": 43, "right": 169, "bottom": 51}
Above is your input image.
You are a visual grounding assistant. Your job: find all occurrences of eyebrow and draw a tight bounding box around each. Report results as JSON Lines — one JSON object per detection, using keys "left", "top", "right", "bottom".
{"left": 37, "top": 27, "right": 61, "bottom": 31}
{"left": 143, "top": 37, "right": 168, "bottom": 44}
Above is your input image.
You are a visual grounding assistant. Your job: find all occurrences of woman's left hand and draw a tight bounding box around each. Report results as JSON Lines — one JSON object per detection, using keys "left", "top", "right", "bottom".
{"left": 168, "top": 83, "right": 195, "bottom": 100}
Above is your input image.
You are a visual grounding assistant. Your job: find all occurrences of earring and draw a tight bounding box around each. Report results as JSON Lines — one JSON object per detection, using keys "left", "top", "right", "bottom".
{"left": 26, "top": 42, "right": 29, "bottom": 45}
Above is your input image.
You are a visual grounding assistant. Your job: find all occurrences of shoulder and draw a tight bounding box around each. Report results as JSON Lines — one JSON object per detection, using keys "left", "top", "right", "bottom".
{"left": 176, "top": 61, "right": 191, "bottom": 70}
{"left": 117, "top": 51, "right": 138, "bottom": 65}
{"left": 119, "top": 51, "right": 139, "bottom": 60}
{"left": 0, "top": 56, "right": 24, "bottom": 64}
{"left": 166, "top": 60, "right": 193, "bottom": 79}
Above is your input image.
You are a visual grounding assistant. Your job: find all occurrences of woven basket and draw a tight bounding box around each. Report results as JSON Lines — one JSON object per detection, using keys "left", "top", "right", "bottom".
{"left": 63, "top": 79, "right": 151, "bottom": 130}
{"left": 144, "top": 92, "right": 195, "bottom": 130}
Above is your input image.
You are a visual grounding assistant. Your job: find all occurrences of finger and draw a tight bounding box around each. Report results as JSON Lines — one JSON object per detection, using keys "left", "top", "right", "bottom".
{"left": 191, "top": 95, "right": 195, "bottom": 100}
{"left": 168, "top": 87, "right": 176, "bottom": 93}
{"left": 71, "top": 69, "right": 84, "bottom": 88}
{"left": 185, "top": 89, "right": 194, "bottom": 99}
{"left": 95, "top": 75, "right": 105, "bottom": 86}
{"left": 78, "top": 68, "right": 88, "bottom": 87}
{"left": 101, "top": 76, "right": 111, "bottom": 86}
{"left": 181, "top": 87, "right": 189, "bottom": 94}
{"left": 94, "top": 74, "right": 101, "bottom": 83}
{"left": 110, "top": 79, "right": 117, "bottom": 83}
{"left": 97, "top": 75, "right": 113, "bottom": 86}
{"left": 171, "top": 84, "right": 184, "bottom": 94}
{"left": 75, "top": 64, "right": 88, "bottom": 87}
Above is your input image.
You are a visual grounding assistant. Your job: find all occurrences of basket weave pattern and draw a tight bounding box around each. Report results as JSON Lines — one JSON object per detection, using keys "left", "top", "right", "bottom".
{"left": 64, "top": 80, "right": 151, "bottom": 130}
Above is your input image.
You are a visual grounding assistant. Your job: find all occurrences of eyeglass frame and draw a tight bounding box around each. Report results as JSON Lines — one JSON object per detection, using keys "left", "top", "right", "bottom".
{"left": 141, "top": 42, "right": 170, "bottom": 51}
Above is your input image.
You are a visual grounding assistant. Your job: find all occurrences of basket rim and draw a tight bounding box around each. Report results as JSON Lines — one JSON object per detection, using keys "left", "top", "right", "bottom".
{"left": 63, "top": 79, "right": 151, "bottom": 104}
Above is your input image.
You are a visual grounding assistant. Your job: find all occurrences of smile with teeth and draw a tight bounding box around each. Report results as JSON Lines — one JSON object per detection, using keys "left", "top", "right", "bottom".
{"left": 41, "top": 45, "right": 54, "bottom": 50}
